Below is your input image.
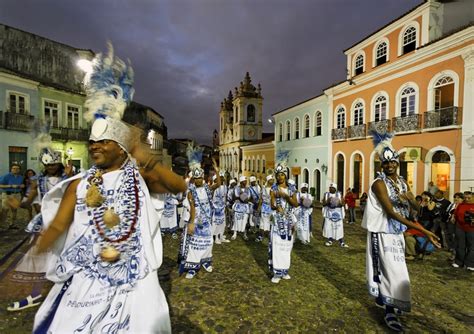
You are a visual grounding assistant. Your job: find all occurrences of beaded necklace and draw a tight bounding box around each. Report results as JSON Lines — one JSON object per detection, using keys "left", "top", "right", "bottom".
{"left": 85, "top": 159, "right": 140, "bottom": 261}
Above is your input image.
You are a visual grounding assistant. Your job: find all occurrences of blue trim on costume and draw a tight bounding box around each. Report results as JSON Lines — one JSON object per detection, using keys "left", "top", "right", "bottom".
{"left": 33, "top": 276, "right": 73, "bottom": 334}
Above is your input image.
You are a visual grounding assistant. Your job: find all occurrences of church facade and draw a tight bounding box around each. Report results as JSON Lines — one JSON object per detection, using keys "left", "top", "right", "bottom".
{"left": 218, "top": 72, "right": 263, "bottom": 179}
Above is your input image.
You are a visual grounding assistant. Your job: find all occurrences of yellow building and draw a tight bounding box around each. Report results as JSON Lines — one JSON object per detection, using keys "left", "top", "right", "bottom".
{"left": 241, "top": 135, "right": 274, "bottom": 184}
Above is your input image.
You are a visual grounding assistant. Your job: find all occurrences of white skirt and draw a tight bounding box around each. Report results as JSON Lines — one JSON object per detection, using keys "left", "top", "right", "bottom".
{"left": 366, "top": 232, "right": 411, "bottom": 312}
{"left": 33, "top": 270, "right": 171, "bottom": 333}
{"left": 322, "top": 218, "right": 344, "bottom": 240}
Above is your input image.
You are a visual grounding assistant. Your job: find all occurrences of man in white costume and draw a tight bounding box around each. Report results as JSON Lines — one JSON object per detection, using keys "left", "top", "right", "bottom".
{"left": 256, "top": 174, "right": 274, "bottom": 242}
{"left": 160, "top": 193, "right": 179, "bottom": 238}
{"left": 362, "top": 131, "right": 440, "bottom": 332}
{"left": 231, "top": 176, "right": 251, "bottom": 240}
{"left": 32, "top": 45, "right": 186, "bottom": 334}
{"left": 248, "top": 175, "right": 261, "bottom": 230}
{"left": 268, "top": 150, "right": 298, "bottom": 283}
{"left": 294, "top": 183, "right": 313, "bottom": 244}
{"left": 226, "top": 179, "right": 237, "bottom": 230}
{"left": 178, "top": 147, "right": 220, "bottom": 279}
{"left": 322, "top": 183, "right": 348, "bottom": 247}
{"left": 212, "top": 172, "right": 229, "bottom": 244}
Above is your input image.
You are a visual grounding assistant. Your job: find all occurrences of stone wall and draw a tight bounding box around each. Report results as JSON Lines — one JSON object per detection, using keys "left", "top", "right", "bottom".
{"left": 0, "top": 24, "right": 92, "bottom": 93}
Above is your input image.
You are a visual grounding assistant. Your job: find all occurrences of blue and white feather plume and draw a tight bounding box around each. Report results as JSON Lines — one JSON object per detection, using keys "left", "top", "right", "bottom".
{"left": 83, "top": 42, "right": 135, "bottom": 123}
{"left": 370, "top": 129, "right": 399, "bottom": 163}
{"left": 186, "top": 144, "right": 204, "bottom": 178}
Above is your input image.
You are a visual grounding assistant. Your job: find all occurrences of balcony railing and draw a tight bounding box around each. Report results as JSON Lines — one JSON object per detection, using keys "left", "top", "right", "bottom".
{"left": 4, "top": 112, "right": 34, "bottom": 131}
{"left": 348, "top": 124, "right": 366, "bottom": 139}
{"left": 392, "top": 114, "right": 421, "bottom": 133}
{"left": 368, "top": 119, "right": 391, "bottom": 134}
{"left": 50, "top": 127, "right": 90, "bottom": 141}
{"left": 331, "top": 127, "right": 347, "bottom": 140}
{"left": 424, "top": 106, "right": 461, "bottom": 129}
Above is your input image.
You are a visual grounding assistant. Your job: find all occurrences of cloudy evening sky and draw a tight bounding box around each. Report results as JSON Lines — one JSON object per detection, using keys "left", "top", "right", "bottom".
{"left": 1, "top": 0, "right": 421, "bottom": 144}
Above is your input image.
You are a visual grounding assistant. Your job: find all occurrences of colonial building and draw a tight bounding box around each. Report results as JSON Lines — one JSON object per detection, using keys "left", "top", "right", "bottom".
{"left": 241, "top": 134, "right": 274, "bottom": 184}
{"left": 218, "top": 72, "right": 263, "bottom": 178}
{"left": 0, "top": 23, "right": 93, "bottom": 174}
{"left": 0, "top": 23, "right": 172, "bottom": 174}
{"left": 273, "top": 94, "right": 330, "bottom": 201}
{"left": 324, "top": 0, "right": 474, "bottom": 197}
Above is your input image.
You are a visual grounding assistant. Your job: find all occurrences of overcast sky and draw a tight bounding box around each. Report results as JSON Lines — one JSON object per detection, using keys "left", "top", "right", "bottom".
{"left": 1, "top": 0, "right": 421, "bottom": 144}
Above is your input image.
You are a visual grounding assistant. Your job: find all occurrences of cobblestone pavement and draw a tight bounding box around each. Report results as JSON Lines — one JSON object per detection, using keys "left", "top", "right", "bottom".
{"left": 0, "top": 207, "right": 473, "bottom": 333}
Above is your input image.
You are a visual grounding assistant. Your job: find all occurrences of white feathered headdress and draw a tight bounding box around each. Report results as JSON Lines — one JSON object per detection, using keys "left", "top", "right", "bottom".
{"left": 275, "top": 149, "right": 290, "bottom": 176}
{"left": 186, "top": 143, "right": 204, "bottom": 178}
{"left": 32, "top": 122, "right": 62, "bottom": 165}
{"left": 80, "top": 42, "right": 135, "bottom": 152}
{"left": 370, "top": 130, "right": 399, "bottom": 163}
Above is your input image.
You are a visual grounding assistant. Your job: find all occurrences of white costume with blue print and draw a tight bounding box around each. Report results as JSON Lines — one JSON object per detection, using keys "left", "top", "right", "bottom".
{"left": 362, "top": 172, "right": 411, "bottom": 312}
{"left": 268, "top": 184, "right": 296, "bottom": 278}
{"left": 33, "top": 168, "right": 171, "bottom": 333}
{"left": 179, "top": 184, "right": 214, "bottom": 274}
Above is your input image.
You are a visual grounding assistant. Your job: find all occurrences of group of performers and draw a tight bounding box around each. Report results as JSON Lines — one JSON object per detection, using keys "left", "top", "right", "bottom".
{"left": 0, "top": 45, "right": 442, "bottom": 333}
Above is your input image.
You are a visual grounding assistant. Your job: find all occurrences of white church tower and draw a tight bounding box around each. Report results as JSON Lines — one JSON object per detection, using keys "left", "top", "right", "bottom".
{"left": 219, "top": 72, "right": 263, "bottom": 178}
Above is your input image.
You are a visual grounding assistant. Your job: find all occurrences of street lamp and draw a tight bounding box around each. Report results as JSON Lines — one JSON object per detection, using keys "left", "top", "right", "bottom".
{"left": 268, "top": 118, "right": 274, "bottom": 124}
{"left": 321, "top": 164, "right": 328, "bottom": 175}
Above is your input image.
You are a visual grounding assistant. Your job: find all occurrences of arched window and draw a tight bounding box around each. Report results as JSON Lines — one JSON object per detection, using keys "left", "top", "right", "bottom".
{"left": 262, "top": 157, "right": 266, "bottom": 173}
{"left": 402, "top": 26, "right": 417, "bottom": 54}
{"left": 336, "top": 107, "right": 345, "bottom": 129}
{"left": 294, "top": 118, "right": 300, "bottom": 139}
{"left": 400, "top": 87, "right": 416, "bottom": 117}
{"left": 286, "top": 120, "right": 291, "bottom": 141}
{"left": 315, "top": 111, "right": 322, "bottom": 136}
{"left": 354, "top": 54, "right": 364, "bottom": 75}
{"left": 303, "top": 168, "right": 309, "bottom": 184}
{"left": 247, "top": 104, "right": 255, "bottom": 122}
{"left": 374, "top": 95, "right": 387, "bottom": 121}
{"left": 353, "top": 102, "right": 364, "bottom": 125}
{"left": 278, "top": 123, "right": 283, "bottom": 142}
{"left": 434, "top": 76, "right": 454, "bottom": 110}
{"left": 375, "top": 41, "right": 388, "bottom": 66}
{"left": 304, "top": 114, "right": 310, "bottom": 137}
{"left": 234, "top": 106, "right": 239, "bottom": 123}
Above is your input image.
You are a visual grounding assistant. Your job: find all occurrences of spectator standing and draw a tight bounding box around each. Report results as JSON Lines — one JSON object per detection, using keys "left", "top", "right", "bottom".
{"left": 419, "top": 191, "right": 436, "bottom": 230}
{"left": 432, "top": 190, "right": 451, "bottom": 248}
{"left": 452, "top": 191, "right": 474, "bottom": 271}
{"left": 344, "top": 187, "right": 356, "bottom": 224}
{"left": 445, "top": 192, "right": 464, "bottom": 256}
{"left": 0, "top": 164, "right": 24, "bottom": 229}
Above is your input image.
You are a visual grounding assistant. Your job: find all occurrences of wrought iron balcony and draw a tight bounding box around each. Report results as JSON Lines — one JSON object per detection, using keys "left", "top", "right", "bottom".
{"left": 50, "top": 127, "right": 90, "bottom": 141}
{"left": 368, "top": 119, "right": 391, "bottom": 134}
{"left": 392, "top": 114, "right": 421, "bottom": 133}
{"left": 423, "top": 106, "right": 461, "bottom": 129}
{"left": 4, "top": 112, "right": 34, "bottom": 131}
{"left": 348, "top": 124, "right": 366, "bottom": 139}
{"left": 331, "top": 127, "right": 347, "bottom": 140}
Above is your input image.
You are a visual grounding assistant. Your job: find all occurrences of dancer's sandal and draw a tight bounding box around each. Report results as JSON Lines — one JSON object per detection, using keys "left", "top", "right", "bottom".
{"left": 384, "top": 313, "right": 403, "bottom": 332}
{"left": 375, "top": 298, "right": 403, "bottom": 316}
{"left": 7, "top": 294, "right": 43, "bottom": 312}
